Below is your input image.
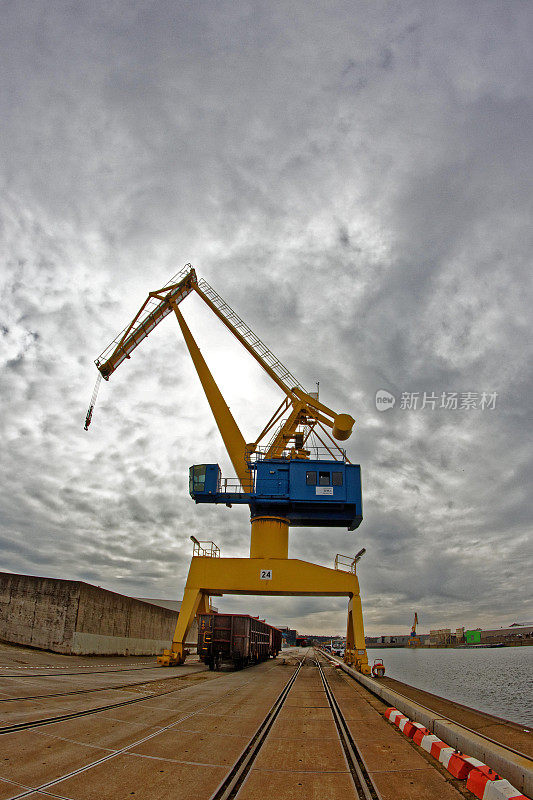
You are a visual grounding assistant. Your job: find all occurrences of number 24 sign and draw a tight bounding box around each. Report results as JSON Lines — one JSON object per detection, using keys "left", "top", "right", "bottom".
{"left": 260, "top": 569, "right": 272, "bottom": 580}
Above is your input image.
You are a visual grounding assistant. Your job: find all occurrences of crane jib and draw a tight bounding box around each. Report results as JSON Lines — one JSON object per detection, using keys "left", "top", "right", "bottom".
{"left": 86, "top": 265, "right": 354, "bottom": 488}
{"left": 95, "top": 269, "right": 196, "bottom": 379}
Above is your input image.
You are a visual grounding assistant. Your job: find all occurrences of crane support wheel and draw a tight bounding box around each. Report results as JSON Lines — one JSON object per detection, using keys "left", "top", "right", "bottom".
{"left": 157, "top": 647, "right": 187, "bottom": 667}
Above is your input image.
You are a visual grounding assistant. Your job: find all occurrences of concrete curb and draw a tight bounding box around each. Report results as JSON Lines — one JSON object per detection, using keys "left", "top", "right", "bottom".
{"left": 328, "top": 655, "right": 533, "bottom": 797}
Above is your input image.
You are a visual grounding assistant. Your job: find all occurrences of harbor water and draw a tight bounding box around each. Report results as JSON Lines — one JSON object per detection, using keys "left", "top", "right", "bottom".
{"left": 369, "top": 646, "right": 533, "bottom": 726}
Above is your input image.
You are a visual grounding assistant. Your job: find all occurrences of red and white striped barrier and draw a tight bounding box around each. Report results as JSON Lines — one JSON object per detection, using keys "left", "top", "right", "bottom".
{"left": 412, "top": 725, "right": 431, "bottom": 745}
{"left": 384, "top": 707, "right": 406, "bottom": 726}
{"left": 383, "top": 708, "right": 529, "bottom": 799}
{"left": 419, "top": 732, "right": 442, "bottom": 754}
{"left": 399, "top": 718, "right": 417, "bottom": 736}
{"left": 430, "top": 739, "right": 455, "bottom": 761}
{"left": 467, "top": 767, "right": 528, "bottom": 800}
{"left": 443, "top": 753, "right": 487, "bottom": 780}
{"left": 404, "top": 720, "right": 426, "bottom": 739}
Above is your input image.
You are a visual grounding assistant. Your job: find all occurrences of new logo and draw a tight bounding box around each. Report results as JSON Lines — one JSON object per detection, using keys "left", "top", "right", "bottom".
{"left": 375, "top": 389, "right": 396, "bottom": 411}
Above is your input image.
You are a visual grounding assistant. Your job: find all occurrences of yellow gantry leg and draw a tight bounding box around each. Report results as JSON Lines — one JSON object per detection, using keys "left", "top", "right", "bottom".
{"left": 160, "top": 553, "right": 371, "bottom": 674}
{"left": 345, "top": 594, "right": 370, "bottom": 673}
{"left": 157, "top": 588, "right": 211, "bottom": 666}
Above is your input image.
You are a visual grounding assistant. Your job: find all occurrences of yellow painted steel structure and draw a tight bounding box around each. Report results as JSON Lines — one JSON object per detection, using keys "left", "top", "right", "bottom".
{"left": 408, "top": 611, "right": 421, "bottom": 647}
{"left": 158, "top": 543, "right": 370, "bottom": 673}
{"left": 88, "top": 266, "right": 371, "bottom": 674}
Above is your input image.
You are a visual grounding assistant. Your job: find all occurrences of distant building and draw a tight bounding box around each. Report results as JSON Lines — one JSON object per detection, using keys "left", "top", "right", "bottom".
{"left": 365, "top": 623, "right": 533, "bottom": 648}
{"left": 465, "top": 625, "right": 533, "bottom": 645}
{"left": 309, "top": 634, "right": 340, "bottom": 646}
{"left": 429, "top": 628, "right": 452, "bottom": 646}
{"left": 365, "top": 633, "right": 430, "bottom": 647}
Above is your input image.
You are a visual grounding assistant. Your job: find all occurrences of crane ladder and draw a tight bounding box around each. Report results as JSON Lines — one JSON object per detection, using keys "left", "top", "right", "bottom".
{"left": 195, "top": 277, "right": 305, "bottom": 393}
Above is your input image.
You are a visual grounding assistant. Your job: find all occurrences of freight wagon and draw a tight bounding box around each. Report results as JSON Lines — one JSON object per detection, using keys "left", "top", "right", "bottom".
{"left": 197, "top": 613, "right": 282, "bottom": 670}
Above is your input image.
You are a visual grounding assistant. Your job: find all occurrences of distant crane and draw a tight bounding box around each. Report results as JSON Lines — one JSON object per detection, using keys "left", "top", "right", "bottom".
{"left": 85, "top": 264, "right": 372, "bottom": 673}
{"left": 408, "top": 612, "right": 421, "bottom": 647}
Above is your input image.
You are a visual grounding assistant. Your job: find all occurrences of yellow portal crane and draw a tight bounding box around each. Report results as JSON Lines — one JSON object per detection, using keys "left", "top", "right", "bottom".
{"left": 85, "top": 264, "right": 371, "bottom": 673}
{"left": 408, "top": 612, "right": 421, "bottom": 646}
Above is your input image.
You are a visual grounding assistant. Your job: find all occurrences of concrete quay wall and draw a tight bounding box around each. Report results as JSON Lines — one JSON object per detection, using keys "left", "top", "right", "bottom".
{"left": 0, "top": 573, "right": 79, "bottom": 652}
{"left": 0, "top": 572, "right": 180, "bottom": 656}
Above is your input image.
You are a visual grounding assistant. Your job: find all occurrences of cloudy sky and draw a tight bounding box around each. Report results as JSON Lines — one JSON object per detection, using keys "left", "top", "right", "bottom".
{"left": 1, "top": 1, "right": 531, "bottom": 637}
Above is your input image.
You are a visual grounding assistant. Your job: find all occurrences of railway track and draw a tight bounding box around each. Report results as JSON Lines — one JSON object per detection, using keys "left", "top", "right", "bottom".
{"left": 0, "top": 664, "right": 162, "bottom": 678}
{"left": 0, "top": 668, "right": 206, "bottom": 703}
{"left": 0, "top": 655, "right": 303, "bottom": 737}
{"left": 315, "top": 657, "right": 380, "bottom": 800}
{"left": 209, "top": 655, "right": 306, "bottom": 800}
{"left": 322, "top": 649, "right": 533, "bottom": 762}
{"left": 0, "top": 654, "right": 305, "bottom": 737}
{"left": 210, "top": 653, "right": 381, "bottom": 800}
{"left": 4, "top": 649, "right": 525, "bottom": 800}
{"left": 0, "top": 656, "right": 303, "bottom": 800}
{"left": 0, "top": 681, "right": 201, "bottom": 735}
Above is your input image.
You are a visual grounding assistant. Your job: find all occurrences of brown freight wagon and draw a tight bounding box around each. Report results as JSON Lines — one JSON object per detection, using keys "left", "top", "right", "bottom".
{"left": 197, "top": 613, "right": 282, "bottom": 670}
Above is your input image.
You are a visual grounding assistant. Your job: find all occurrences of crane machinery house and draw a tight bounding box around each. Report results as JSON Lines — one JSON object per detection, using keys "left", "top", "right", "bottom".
{"left": 189, "top": 459, "right": 362, "bottom": 530}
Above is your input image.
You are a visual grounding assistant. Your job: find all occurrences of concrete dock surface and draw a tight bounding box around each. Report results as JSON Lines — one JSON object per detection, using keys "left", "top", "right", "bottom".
{"left": 0, "top": 644, "right": 530, "bottom": 800}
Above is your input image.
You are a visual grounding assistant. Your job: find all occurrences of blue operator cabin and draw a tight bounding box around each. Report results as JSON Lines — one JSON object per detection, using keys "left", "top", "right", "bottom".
{"left": 189, "top": 458, "right": 362, "bottom": 530}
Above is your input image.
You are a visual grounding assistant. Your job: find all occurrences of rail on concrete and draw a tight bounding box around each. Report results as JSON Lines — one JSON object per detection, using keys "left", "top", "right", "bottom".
{"left": 320, "top": 650, "right": 533, "bottom": 797}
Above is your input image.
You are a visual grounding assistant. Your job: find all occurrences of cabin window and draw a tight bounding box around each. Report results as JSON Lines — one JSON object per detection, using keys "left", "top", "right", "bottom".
{"left": 192, "top": 465, "right": 206, "bottom": 488}
{"left": 319, "top": 471, "right": 330, "bottom": 486}
{"left": 306, "top": 471, "right": 317, "bottom": 486}
{"left": 189, "top": 464, "right": 207, "bottom": 494}
{"left": 332, "top": 471, "right": 343, "bottom": 486}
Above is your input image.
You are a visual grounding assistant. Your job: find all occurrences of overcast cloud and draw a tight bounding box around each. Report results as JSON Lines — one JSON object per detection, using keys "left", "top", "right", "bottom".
{"left": 1, "top": 0, "right": 531, "bottom": 636}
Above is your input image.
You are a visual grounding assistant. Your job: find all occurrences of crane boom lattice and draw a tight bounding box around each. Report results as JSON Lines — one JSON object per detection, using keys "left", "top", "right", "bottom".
{"left": 95, "top": 265, "right": 196, "bottom": 379}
